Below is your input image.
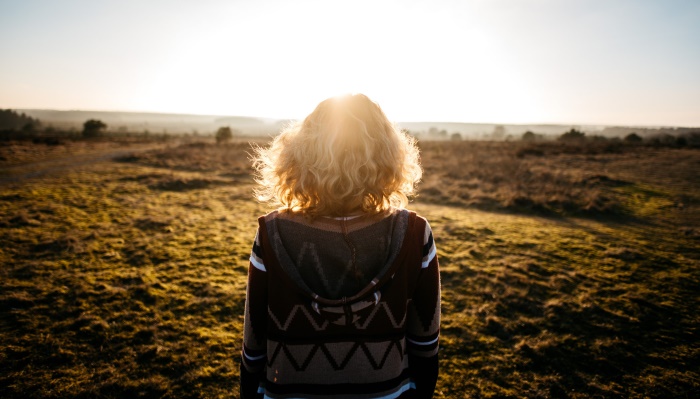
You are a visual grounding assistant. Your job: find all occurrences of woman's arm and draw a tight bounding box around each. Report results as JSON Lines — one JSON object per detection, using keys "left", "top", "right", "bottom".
{"left": 240, "top": 228, "right": 268, "bottom": 399}
{"left": 406, "top": 221, "right": 440, "bottom": 398}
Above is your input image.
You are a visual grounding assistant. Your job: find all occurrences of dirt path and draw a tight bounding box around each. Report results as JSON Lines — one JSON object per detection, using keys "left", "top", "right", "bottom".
{"left": 0, "top": 142, "right": 169, "bottom": 185}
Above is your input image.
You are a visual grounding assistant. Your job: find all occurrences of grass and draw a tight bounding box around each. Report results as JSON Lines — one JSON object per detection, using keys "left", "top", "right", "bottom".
{"left": 425, "top": 141, "right": 700, "bottom": 221}
{"left": 0, "top": 139, "right": 698, "bottom": 398}
{"left": 0, "top": 136, "right": 164, "bottom": 167}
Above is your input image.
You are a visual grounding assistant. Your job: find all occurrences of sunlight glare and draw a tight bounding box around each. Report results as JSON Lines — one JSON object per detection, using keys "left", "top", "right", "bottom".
{"left": 128, "top": 0, "right": 560, "bottom": 124}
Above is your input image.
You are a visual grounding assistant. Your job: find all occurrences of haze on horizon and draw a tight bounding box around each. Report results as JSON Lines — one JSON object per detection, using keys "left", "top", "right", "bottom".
{"left": 1, "top": 0, "right": 699, "bottom": 127}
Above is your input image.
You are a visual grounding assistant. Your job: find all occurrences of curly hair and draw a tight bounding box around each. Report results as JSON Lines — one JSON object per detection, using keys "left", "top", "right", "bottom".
{"left": 252, "top": 94, "right": 422, "bottom": 217}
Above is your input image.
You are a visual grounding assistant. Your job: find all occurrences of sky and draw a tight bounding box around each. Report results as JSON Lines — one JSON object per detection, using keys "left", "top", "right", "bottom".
{"left": 1, "top": 0, "right": 699, "bottom": 126}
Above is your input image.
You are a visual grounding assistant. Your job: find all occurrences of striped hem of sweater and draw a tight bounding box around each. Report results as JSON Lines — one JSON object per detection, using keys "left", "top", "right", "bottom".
{"left": 258, "top": 376, "right": 416, "bottom": 399}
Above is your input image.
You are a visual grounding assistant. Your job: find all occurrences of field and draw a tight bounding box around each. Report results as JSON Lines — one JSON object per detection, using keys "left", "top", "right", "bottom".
{"left": 1, "top": 138, "right": 699, "bottom": 398}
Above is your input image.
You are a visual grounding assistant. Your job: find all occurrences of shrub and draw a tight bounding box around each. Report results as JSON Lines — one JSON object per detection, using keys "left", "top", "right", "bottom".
{"left": 624, "top": 133, "right": 643, "bottom": 143}
{"left": 83, "top": 119, "right": 107, "bottom": 138}
{"left": 648, "top": 134, "right": 676, "bottom": 147}
{"left": 558, "top": 129, "right": 585, "bottom": 142}
{"left": 683, "top": 132, "right": 700, "bottom": 147}
{"left": 522, "top": 131, "right": 536, "bottom": 141}
{"left": 215, "top": 126, "right": 233, "bottom": 144}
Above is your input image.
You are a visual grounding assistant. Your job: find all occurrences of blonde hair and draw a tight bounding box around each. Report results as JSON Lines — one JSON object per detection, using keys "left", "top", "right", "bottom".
{"left": 252, "top": 94, "right": 422, "bottom": 217}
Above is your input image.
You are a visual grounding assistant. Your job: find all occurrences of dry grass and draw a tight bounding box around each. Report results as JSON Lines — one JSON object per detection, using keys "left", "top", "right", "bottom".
{"left": 1, "top": 139, "right": 698, "bottom": 398}
{"left": 0, "top": 137, "right": 162, "bottom": 167}
{"left": 114, "top": 140, "right": 261, "bottom": 176}
{"left": 419, "top": 141, "right": 699, "bottom": 222}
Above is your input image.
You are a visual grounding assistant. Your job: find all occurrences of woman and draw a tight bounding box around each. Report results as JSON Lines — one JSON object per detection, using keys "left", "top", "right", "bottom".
{"left": 241, "top": 94, "right": 440, "bottom": 398}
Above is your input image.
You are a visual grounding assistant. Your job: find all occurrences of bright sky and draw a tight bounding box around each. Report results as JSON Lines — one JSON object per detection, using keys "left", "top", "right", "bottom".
{"left": 1, "top": 0, "right": 699, "bottom": 126}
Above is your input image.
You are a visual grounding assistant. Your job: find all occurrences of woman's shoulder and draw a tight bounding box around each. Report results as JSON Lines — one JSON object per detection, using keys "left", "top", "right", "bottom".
{"left": 401, "top": 208, "right": 432, "bottom": 228}
{"left": 261, "top": 209, "right": 280, "bottom": 220}
{"left": 259, "top": 209, "right": 296, "bottom": 224}
{"left": 257, "top": 207, "right": 432, "bottom": 234}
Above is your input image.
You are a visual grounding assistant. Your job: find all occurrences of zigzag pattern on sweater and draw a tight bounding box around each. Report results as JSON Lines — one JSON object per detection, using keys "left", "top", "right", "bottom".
{"left": 268, "top": 301, "right": 408, "bottom": 332}
{"left": 268, "top": 304, "right": 329, "bottom": 331}
{"left": 268, "top": 339, "right": 405, "bottom": 371}
{"left": 354, "top": 301, "right": 407, "bottom": 329}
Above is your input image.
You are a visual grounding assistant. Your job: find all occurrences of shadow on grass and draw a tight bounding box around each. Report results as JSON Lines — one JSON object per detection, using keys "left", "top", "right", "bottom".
{"left": 119, "top": 173, "right": 240, "bottom": 192}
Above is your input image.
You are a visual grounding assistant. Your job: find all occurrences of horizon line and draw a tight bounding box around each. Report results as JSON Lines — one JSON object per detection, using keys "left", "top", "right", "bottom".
{"left": 7, "top": 107, "right": 700, "bottom": 129}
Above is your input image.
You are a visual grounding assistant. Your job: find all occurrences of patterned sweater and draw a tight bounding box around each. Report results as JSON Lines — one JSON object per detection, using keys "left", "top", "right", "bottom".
{"left": 240, "top": 208, "right": 440, "bottom": 399}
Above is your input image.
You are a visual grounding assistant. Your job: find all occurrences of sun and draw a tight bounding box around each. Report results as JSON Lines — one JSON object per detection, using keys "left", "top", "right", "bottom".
{"left": 127, "top": 0, "right": 544, "bottom": 124}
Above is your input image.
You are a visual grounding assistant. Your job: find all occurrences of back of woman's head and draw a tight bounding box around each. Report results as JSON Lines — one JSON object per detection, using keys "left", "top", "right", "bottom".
{"left": 253, "top": 94, "right": 422, "bottom": 216}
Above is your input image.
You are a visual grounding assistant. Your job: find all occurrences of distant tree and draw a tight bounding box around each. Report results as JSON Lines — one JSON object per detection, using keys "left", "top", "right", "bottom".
{"left": 22, "top": 122, "right": 38, "bottom": 133}
{"left": 623, "top": 133, "right": 643, "bottom": 143}
{"left": 0, "top": 109, "right": 40, "bottom": 131}
{"left": 649, "top": 133, "right": 675, "bottom": 146}
{"left": 558, "top": 128, "right": 585, "bottom": 142}
{"left": 216, "top": 126, "right": 233, "bottom": 144}
{"left": 450, "top": 132, "right": 462, "bottom": 141}
{"left": 492, "top": 125, "right": 506, "bottom": 140}
{"left": 684, "top": 131, "right": 700, "bottom": 147}
{"left": 522, "top": 131, "right": 536, "bottom": 141}
{"left": 83, "top": 119, "right": 107, "bottom": 138}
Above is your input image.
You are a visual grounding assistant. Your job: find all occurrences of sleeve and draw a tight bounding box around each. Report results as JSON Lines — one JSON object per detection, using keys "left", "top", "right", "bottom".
{"left": 240, "top": 228, "right": 268, "bottom": 399}
{"left": 406, "top": 220, "right": 440, "bottom": 399}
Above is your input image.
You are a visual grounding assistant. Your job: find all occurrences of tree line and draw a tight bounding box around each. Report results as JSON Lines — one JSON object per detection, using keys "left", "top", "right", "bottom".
{"left": 1, "top": 109, "right": 242, "bottom": 144}
{"left": 3, "top": 108, "right": 698, "bottom": 147}
{"left": 0, "top": 109, "right": 40, "bottom": 131}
